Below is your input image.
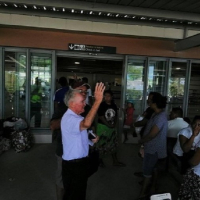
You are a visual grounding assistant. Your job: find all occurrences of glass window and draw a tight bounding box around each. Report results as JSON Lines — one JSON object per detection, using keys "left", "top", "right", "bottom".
{"left": 4, "top": 51, "right": 27, "bottom": 119}
{"left": 30, "top": 53, "right": 52, "bottom": 128}
{"left": 168, "top": 61, "right": 187, "bottom": 113}
{"left": 187, "top": 62, "right": 200, "bottom": 121}
{"left": 148, "top": 60, "right": 167, "bottom": 95}
{"left": 126, "top": 59, "right": 145, "bottom": 116}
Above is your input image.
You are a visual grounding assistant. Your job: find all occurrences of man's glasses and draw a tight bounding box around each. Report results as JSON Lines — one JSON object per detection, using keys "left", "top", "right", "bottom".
{"left": 72, "top": 89, "right": 87, "bottom": 94}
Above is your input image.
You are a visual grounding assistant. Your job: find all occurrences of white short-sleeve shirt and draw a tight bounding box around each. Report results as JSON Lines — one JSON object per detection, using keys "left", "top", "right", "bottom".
{"left": 167, "top": 118, "right": 189, "bottom": 138}
{"left": 173, "top": 126, "right": 200, "bottom": 156}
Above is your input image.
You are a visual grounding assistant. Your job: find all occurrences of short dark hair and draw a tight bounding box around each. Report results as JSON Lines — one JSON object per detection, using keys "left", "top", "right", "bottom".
{"left": 192, "top": 115, "right": 200, "bottom": 125}
{"left": 172, "top": 107, "right": 183, "bottom": 117}
{"left": 151, "top": 92, "right": 167, "bottom": 109}
{"left": 183, "top": 117, "right": 191, "bottom": 124}
{"left": 82, "top": 77, "right": 88, "bottom": 83}
{"left": 104, "top": 90, "right": 113, "bottom": 96}
{"left": 58, "top": 77, "right": 68, "bottom": 86}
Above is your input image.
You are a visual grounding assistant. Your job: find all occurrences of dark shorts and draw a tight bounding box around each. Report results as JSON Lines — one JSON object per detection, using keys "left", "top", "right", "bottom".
{"left": 143, "top": 152, "right": 166, "bottom": 177}
{"left": 143, "top": 152, "right": 159, "bottom": 177}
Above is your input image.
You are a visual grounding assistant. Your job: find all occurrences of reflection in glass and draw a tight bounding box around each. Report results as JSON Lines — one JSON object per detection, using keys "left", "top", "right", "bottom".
{"left": 148, "top": 60, "right": 167, "bottom": 95}
{"left": 30, "top": 54, "right": 51, "bottom": 128}
{"left": 187, "top": 63, "right": 200, "bottom": 121}
{"left": 168, "top": 62, "right": 187, "bottom": 113}
{"left": 4, "top": 51, "right": 26, "bottom": 119}
{"left": 126, "top": 59, "right": 145, "bottom": 115}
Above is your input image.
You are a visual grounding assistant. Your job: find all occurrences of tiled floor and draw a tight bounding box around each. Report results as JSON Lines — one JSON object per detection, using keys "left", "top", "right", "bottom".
{"left": 0, "top": 142, "right": 181, "bottom": 200}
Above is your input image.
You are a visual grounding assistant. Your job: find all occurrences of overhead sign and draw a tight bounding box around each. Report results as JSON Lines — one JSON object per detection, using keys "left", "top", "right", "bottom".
{"left": 68, "top": 43, "right": 116, "bottom": 54}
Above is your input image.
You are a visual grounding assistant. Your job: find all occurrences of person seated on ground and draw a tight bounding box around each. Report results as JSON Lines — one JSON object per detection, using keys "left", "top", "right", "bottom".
{"left": 167, "top": 107, "right": 189, "bottom": 169}
{"left": 178, "top": 136, "right": 200, "bottom": 200}
{"left": 95, "top": 90, "right": 125, "bottom": 167}
{"left": 138, "top": 92, "right": 168, "bottom": 199}
{"left": 53, "top": 77, "right": 69, "bottom": 110}
{"left": 123, "top": 101, "right": 135, "bottom": 143}
{"left": 173, "top": 115, "right": 200, "bottom": 174}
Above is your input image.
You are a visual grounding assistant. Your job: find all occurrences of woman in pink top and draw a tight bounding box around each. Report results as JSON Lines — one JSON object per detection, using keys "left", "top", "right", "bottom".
{"left": 123, "top": 102, "right": 135, "bottom": 143}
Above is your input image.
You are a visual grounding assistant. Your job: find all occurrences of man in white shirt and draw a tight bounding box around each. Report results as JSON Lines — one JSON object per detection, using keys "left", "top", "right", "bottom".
{"left": 61, "top": 82, "right": 105, "bottom": 200}
{"left": 173, "top": 115, "right": 200, "bottom": 174}
{"left": 168, "top": 107, "right": 189, "bottom": 138}
{"left": 167, "top": 107, "right": 189, "bottom": 171}
{"left": 167, "top": 107, "right": 189, "bottom": 149}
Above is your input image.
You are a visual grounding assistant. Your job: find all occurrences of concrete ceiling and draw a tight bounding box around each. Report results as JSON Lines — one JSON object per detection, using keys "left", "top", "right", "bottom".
{"left": 1, "top": 0, "right": 200, "bottom": 28}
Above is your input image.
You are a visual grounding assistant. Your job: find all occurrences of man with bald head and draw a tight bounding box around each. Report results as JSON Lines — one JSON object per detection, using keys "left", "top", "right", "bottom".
{"left": 61, "top": 82, "right": 105, "bottom": 200}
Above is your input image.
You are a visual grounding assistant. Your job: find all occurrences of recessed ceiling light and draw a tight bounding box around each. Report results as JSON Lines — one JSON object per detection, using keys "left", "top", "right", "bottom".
{"left": 71, "top": 9, "right": 74, "bottom": 13}
{"left": 75, "top": 62, "right": 80, "bottom": 64}
{"left": 176, "top": 68, "right": 181, "bottom": 70}
{"left": 62, "top": 8, "right": 65, "bottom": 12}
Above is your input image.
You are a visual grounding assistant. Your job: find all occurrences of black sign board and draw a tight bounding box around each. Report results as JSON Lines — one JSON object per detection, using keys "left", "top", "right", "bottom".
{"left": 68, "top": 43, "right": 116, "bottom": 54}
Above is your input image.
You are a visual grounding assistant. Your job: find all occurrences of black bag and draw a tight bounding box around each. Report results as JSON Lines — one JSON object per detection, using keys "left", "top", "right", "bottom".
{"left": 88, "top": 148, "right": 99, "bottom": 177}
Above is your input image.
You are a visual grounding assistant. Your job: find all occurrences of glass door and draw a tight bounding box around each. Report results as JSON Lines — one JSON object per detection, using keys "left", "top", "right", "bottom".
{"left": 4, "top": 51, "right": 27, "bottom": 119}
{"left": 187, "top": 62, "right": 200, "bottom": 121}
{"left": 30, "top": 53, "right": 52, "bottom": 128}
{"left": 148, "top": 59, "right": 167, "bottom": 95}
{"left": 126, "top": 58, "right": 146, "bottom": 116}
{"left": 168, "top": 61, "right": 187, "bottom": 114}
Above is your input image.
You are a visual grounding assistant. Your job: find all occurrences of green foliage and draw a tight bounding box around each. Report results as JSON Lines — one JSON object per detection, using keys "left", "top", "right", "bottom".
{"left": 126, "top": 89, "right": 142, "bottom": 100}
{"left": 128, "top": 65, "right": 143, "bottom": 81}
{"left": 169, "top": 78, "right": 184, "bottom": 96}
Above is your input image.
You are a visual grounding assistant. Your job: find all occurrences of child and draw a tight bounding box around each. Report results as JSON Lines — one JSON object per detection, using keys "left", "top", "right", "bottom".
{"left": 123, "top": 102, "right": 135, "bottom": 143}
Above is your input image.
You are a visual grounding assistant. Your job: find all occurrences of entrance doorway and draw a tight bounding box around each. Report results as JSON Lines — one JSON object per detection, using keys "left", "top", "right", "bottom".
{"left": 56, "top": 54, "right": 124, "bottom": 135}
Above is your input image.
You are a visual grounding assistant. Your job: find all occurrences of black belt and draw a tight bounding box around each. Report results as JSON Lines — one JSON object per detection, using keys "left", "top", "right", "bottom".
{"left": 63, "top": 156, "right": 88, "bottom": 163}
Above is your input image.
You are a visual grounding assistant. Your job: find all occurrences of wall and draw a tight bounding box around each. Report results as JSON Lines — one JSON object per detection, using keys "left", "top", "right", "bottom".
{"left": 1, "top": 27, "right": 200, "bottom": 59}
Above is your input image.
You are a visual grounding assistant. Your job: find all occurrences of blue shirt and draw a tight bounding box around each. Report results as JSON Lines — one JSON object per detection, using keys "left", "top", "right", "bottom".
{"left": 143, "top": 111, "right": 168, "bottom": 158}
{"left": 54, "top": 86, "right": 69, "bottom": 104}
{"left": 61, "top": 109, "right": 92, "bottom": 161}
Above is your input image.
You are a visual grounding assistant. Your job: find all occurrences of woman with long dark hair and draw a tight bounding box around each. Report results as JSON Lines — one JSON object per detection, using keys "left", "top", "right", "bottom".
{"left": 138, "top": 92, "right": 168, "bottom": 199}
